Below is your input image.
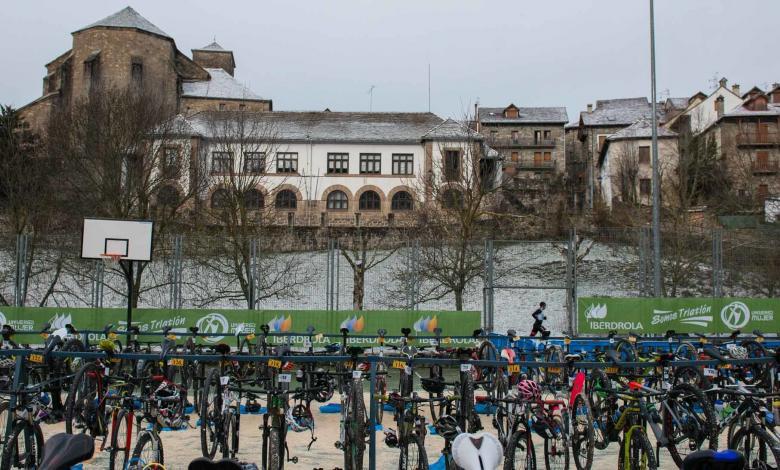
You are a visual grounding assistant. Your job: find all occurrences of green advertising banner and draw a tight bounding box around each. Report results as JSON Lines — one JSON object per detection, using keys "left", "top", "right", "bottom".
{"left": 0, "top": 307, "right": 480, "bottom": 346}
{"left": 578, "top": 297, "right": 779, "bottom": 335}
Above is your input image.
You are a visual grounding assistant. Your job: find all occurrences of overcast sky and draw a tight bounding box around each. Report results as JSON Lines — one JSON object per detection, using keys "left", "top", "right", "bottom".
{"left": 3, "top": 0, "right": 779, "bottom": 122}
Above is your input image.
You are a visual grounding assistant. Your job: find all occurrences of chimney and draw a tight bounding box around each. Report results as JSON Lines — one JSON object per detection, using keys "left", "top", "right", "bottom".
{"left": 587, "top": 103, "right": 593, "bottom": 113}
{"left": 475, "top": 102, "right": 480, "bottom": 132}
{"left": 715, "top": 96, "right": 724, "bottom": 118}
{"left": 774, "top": 82, "right": 780, "bottom": 89}
{"left": 732, "top": 84, "right": 740, "bottom": 96}
{"left": 719, "top": 77, "right": 728, "bottom": 88}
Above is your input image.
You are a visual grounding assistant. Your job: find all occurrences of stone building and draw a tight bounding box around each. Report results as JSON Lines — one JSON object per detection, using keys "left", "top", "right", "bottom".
{"left": 157, "top": 111, "right": 496, "bottom": 227}
{"left": 18, "top": 7, "right": 271, "bottom": 132}
{"left": 476, "top": 104, "right": 567, "bottom": 209}
{"left": 599, "top": 119, "right": 679, "bottom": 209}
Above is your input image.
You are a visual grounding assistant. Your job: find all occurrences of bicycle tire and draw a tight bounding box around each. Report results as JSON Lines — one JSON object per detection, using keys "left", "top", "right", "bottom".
{"left": 543, "top": 346, "right": 567, "bottom": 389}
{"left": 618, "top": 428, "right": 657, "bottom": 470}
{"left": 108, "top": 409, "right": 131, "bottom": 470}
{"left": 739, "top": 340, "right": 769, "bottom": 387}
{"left": 545, "top": 416, "right": 570, "bottom": 470}
{"left": 0, "top": 401, "right": 9, "bottom": 461}
{"left": 130, "top": 431, "right": 164, "bottom": 470}
{"left": 663, "top": 383, "right": 718, "bottom": 467}
{"left": 344, "top": 382, "right": 366, "bottom": 470}
{"left": 399, "top": 433, "right": 428, "bottom": 470}
{"left": 459, "top": 372, "right": 480, "bottom": 433}
{"left": 375, "top": 374, "right": 387, "bottom": 425}
{"left": 586, "top": 368, "right": 612, "bottom": 450}
{"left": 673, "top": 366, "right": 704, "bottom": 387}
{"left": 200, "top": 368, "right": 223, "bottom": 459}
{"left": 224, "top": 411, "right": 239, "bottom": 460}
{"left": 571, "top": 393, "right": 594, "bottom": 470}
{"left": 65, "top": 362, "right": 103, "bottom": 435}
{"left": 477, "top": 341, "right": 501, "bottom": 392}
{"left": 0, "top": 420, "right": 43, "bottom": 470}
{"left": 267, "top": 416, "right": 284, "bottom": 470}
{"left": 729, "top": 426, "right": 780, "bottom": 470}
{"left": 504, "top": 429, "right": 536, "bottom": 470}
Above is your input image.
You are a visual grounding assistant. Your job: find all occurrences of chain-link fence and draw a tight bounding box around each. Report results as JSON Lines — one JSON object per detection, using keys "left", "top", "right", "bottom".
{"left": 1, "top": 227, "right": 778, "bottom": 334}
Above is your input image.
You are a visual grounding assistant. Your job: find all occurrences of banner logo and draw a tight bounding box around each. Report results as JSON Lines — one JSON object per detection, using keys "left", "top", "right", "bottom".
{"left": 413, "top": 315, "right": 438, "bottom": 333}
{"left": 49, "top": 313, "right": 72, "bottom": 329}
{"left": 339, "top": 315, "right": 364, "bottom": 333}
{"left": 721, "top": 301, "right": 750, "bottom": 330}
{"left": 196, "top": 313, "right": 229, "bottom": 343}
{"left": 267, "top": 315, "right": 292, "bottom": 333}
{"left": 584, "top": 304, "right": 607, "bottom": 320}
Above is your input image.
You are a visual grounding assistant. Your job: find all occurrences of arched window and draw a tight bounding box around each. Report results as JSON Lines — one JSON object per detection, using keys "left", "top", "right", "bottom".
{"left": 244, "top": 189, "right": 264, "bottom": 210}
{"left": 275, "top": 189, "right": 297, "bottom": 209}
{"left": 327, "top": 190, "right": 348, "bottom": 210}
{"left": 391, "top": 191, "right": 414, "bottom": 211}
{"left": 442, "top": 188, "right": 463, "bottom": 209}
{"left": 210, "top": 188, "right": 230, "bottom": 209}
{"left": 157, "top": 185, "right": 180, "bottom": 207}
{"left": 358, "top": 190, "right": 381, "bottom": 211}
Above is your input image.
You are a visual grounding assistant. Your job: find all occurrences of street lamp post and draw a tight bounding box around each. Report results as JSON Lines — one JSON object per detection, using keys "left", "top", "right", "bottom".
{"left": 650, "top": 0, "right": 662, "bottom": 296}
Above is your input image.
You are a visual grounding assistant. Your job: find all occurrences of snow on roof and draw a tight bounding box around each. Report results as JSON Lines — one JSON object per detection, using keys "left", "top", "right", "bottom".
{"left": 75, "top": 6, "right": 170, "bottom": 39}
{"left": 181, "top": 68, "right": 263, "bottom": 101}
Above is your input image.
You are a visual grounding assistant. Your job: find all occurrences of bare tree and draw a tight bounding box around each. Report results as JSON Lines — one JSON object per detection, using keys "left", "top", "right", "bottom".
{"left": 190, "top": 111, "right": 314, "bottom": 308}
{"left": 337, "top": 228, "right": 400, "bottom": 310}
{"left": 48, "top": 87, "right": 204, "bottom": 307}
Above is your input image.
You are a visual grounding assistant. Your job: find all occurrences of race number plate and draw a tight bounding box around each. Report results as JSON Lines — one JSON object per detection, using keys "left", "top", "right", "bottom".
{"left": 352, "top": 370, "right": 362, "bottom": 379}
{"left": 605, "top": 366, "right": 619, "bottom": 375}
{"left": 564, "top": 337, "right": 571, "bottom": 345}
{"left": 220, "top": 376, "right": 230, "bottom": 385}
{"left": 303, "top": 338, "right": 312, "bottom": 348}
{"left": 460, "top": 363, "right": 471, "bottom": 372}
{"left": 548, "top": 367, "right": 561, "bottom": 374}
{"left": 246, "top": 333, "right": 256, "bottom": 341}
{"left": 392, "top": 360, "right": 407, "bottom": 370}
{"left": 278, "top": 374, "right": 292, "bottom": 383}
{"left": 268, "top": 359, "right": 282, "bottom": 369}
{"left": 28, "top": 354, "right": 44, "bottom": 364}
{"left": 442, "top": 337, "right": 452, "bottom": 345}
{"left": 507, "top": 364, "right": 520, "bottom": 374}
{"left": 168, "top": 358, "right": 184, "bottom": 367}
{"left": 703, "top": 368, "right": 717, "bottom": 377}
{"left": 404, "top": 366, "right": 412, "bottom": 376}
{"left": 108, "top": 332, "right": 118, "bottom": 340}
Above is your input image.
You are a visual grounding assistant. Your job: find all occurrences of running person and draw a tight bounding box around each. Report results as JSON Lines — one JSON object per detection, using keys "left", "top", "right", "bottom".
{"left": 529, "top": 302, "right": 549, "bottom": 337}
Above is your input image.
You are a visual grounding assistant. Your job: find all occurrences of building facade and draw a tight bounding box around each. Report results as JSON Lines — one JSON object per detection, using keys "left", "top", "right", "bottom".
{"left": 19, "top": 7, "right": 271, "bottom": 132}
{"left": 158, "top": 112, "right": 494, "bottom": 227}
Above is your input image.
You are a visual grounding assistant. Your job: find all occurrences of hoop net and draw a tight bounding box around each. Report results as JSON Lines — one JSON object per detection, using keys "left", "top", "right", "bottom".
{"left": 100, "top": 253, "right": 123, "bottom": 269}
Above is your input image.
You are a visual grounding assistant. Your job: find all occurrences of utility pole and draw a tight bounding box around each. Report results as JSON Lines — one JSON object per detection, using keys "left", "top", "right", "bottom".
{"left": 650, "top": 0, "right": 662, "bottom": 296}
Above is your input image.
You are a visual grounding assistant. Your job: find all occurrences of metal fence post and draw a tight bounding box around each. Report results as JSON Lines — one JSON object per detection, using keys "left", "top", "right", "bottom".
{"left": 14, "top": 234, "right": 29, "bottom": 307}
{"left": 169, "top": 235, "right": 183, "bottom": 309}
{"left": 483, "top": 239, "right": 495, "bottom": 332}
{"left": 566, "top": 230, "right": 575, "bottom": 335}
{"left": 248, "top": 238, "right": 258, "bottom": 310}
{"left": 712, "top": 229, "right": 723, "bottom": 297}
{"left": 91, "top": 260, "right": 105, "bottom": 308}
{"left": 368, "top": 361, "right": 377, "bottom": 470}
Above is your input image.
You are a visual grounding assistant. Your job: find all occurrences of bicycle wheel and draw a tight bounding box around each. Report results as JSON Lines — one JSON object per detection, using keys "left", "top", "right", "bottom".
{"left": 65, "top": 362, "right": 103, "bottom": 435}
{"left": 344, "top": 383, "right": 366, "bottom": 470}
{"left": 543, "top": 346, "right": 567, "bottom": 390}
{"left": 504, "top": 429, "right": 536, "bottom": 470}
{"left": 375, "top": 374, "right": 387, "bottom": 425}
{"left": 729, "top": 427, "right": 780, "bottom": 470}
{"left": 108, "top": 409, "right": 132, "bottom": 470}
{"left": 399, "top": 433, "right": 428, "bottom": 470}
{"left": 586, "top": 368, "right": 612, "bottom": 450}
{"left": 0, "top": 421, "right": 44, "bottom": 470}
{"left": 200, "top": 368, "right": 223, "bottom": 459}
{"left": 459, "top": 373, "right": 480, "bottom": 433}
{"left": 224, "top": 410, "right": 239, "bottom": 459}
{"left": 545, "top": 416, "right": 570, "bottom": 470}
{"left": 571, "top": 394, "right": 594, "bottom": 470}
{"left": 129, "top": 431, "right": 164, "bottom": 470}
{"left": 663, "top": 383, "right": 718, "bottom": 467}
{"left": 267, "top": 417, "right": 284, "bottom": 470}
{"left": 618, "top": 428, "right": 657, "bottom": 470}
{"left": 477, "top": 341, "right": 501, "bottom": 392}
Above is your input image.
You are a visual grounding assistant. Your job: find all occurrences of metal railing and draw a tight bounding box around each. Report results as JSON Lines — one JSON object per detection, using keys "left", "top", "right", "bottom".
{"left": 487, "top": 137, "right": 557, "bottom": 148}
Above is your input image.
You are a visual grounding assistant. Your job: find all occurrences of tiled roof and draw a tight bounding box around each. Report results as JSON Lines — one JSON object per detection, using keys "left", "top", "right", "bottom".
{"left": 723, "top": 103, "right": 780, "bottom": 118}
{"left": 479, "top": 106, "right": 568, "bottom": 124}
{"left": 182, "top": 111, "right": 448, "bottom": 144}
{"left": 666, "top": 97, "right": 689, "bottom": 110}
{"left": 581, "top": 97, "right": 664, "bottom": 127}
{"left": 182, "top": 68, "right": 263, "bottom": 101}
{"left": 75, "top": 7, "right": 170, "bottom": 39}
{"left": 607, "top": 118, "right": 677, "bottom": 141}
{"left": 193, "top": 42, "right": 231, "bottom": 52}
{"left": 421, "top": 118, "right": 482, "bottom": 141}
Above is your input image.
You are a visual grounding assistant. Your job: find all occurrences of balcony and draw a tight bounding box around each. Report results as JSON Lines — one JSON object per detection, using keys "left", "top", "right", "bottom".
{"left": 752, "top": 161, "right": 779, "bottom": 174}
{"left": 736, "top": 132, "right": 780, "bottom": 146}
{"left": 488, "top": 137, "right": 556, "bottom": 148}
{"left": 514, "top": 160, "right": 556, "bottom": 171}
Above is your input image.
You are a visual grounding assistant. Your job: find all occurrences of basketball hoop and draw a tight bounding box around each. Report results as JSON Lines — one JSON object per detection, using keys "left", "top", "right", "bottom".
{"left": 100, "top": 253, "right": 123, "bottom": 269}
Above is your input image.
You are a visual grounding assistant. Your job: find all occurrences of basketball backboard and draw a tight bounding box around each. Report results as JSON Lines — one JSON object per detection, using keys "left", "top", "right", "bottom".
{"left": 81, "top": 218, "right": 154, "bottom": 262}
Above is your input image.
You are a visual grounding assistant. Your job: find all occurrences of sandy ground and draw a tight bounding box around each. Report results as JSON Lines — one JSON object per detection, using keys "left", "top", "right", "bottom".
{"left": 34, "top": 392, "right": 703, "bottom": 470}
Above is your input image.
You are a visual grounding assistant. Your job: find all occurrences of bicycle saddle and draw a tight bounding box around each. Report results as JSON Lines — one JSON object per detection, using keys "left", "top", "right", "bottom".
{"left": 189, "top": 326, "right": 200, "bottom": 333}
{"left": 682, "top": 449, "right": 744, "bottom": 470}
{"left": 188, "top": 457, "right": 245, "bottom": 470}
{"left": 39, "top": 433, "right": 94, "bottom": 470}
{"left": 565, "top": 353, "right": 583, "bottom": 362}
{"left": 702, "top": 345, "right": 725, "bottom": 361}
{"left": 452, "top": 432, "right": 503, "bottom": 470}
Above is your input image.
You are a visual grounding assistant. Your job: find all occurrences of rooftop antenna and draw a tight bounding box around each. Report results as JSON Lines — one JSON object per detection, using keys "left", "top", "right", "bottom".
{"left": 660, "top": 88, "right": 670, "bottom": 101}
{"left": 709, "top": 73, "right": 720, "bottom": 91}
{"left": 427, "top": 63, "right": 431, "bottom": 113}
{"left": 368, "top": 85, "right": 375, "bottom": 112}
